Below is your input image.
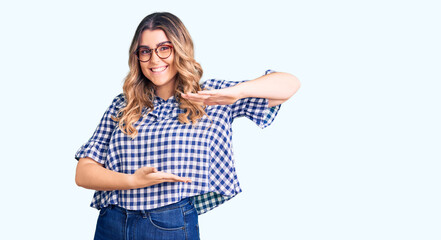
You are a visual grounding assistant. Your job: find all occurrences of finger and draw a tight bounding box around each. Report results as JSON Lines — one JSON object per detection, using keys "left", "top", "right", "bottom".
{"left": 193, "top": 101, "right": 206, "bottom": 106}
{"left": 168, "top": 175, "right": 191, "bottom": 183}
{"left": 162, "top": 178, "right": 190, "bottom": 183}
{"left": 159, "top": 172, "right": 192, "bottom": 183}
{"left": 197, "top": 90, "right": 218, "bottom": 95}
{"left": 176, "top": 177, "right": 192, "bottom": 183}
{"left": 204, "top": 101, "right": 217, "bottom": 106}
{"left": 183, "top": 92, "right": 211, "bottom": 100}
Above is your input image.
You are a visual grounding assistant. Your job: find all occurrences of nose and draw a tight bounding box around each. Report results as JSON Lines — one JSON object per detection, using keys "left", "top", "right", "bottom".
{"left": 150, "top": 50, "right": 161, "bottom": 63}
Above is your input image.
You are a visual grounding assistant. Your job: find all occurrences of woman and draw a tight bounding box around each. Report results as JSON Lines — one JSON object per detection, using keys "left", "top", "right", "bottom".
{"left": 75, "top": 12, "right": 300, "bottom": 240}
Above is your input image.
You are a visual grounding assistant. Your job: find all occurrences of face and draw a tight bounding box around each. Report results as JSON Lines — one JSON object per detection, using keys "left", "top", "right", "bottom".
{"left": 138, "top": 29, "right": 178, "bottom": 98}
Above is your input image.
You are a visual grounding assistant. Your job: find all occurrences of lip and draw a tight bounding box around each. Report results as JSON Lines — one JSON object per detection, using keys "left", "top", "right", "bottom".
{"left": 150, "top": 65, "right": 168, "bottom": 73}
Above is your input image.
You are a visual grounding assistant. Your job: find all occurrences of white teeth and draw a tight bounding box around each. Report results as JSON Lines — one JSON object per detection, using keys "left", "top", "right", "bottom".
{"left": 151, "top": 66, "right": 167, "bottom": 72}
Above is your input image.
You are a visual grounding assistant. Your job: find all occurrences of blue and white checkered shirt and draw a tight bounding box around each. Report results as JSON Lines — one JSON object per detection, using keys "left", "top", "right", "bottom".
{"left": 75, "top": 70, "right": 281, "bottom": 214}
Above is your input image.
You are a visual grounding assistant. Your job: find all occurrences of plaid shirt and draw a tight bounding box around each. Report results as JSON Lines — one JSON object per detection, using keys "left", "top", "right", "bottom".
{"left": 75, "top": 70, "right": 281, "bottom": 214}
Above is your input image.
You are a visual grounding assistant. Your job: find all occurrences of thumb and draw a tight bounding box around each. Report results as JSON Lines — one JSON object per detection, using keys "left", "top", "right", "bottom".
{"left": 141, "top": 166, "right": 157, "bottom": 174}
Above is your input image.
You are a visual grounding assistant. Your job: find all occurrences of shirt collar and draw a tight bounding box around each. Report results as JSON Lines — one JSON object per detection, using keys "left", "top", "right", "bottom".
{"left": 154, "top": 95, "right": 176, "bottom": 105}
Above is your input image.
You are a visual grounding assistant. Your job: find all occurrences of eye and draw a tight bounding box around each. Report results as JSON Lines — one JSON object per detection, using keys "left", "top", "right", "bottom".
{"left": 139, "top": 48, "right": 151, "bottom": 55}
{"left": 158, "top": 45, "right": 171, "bottom": 52}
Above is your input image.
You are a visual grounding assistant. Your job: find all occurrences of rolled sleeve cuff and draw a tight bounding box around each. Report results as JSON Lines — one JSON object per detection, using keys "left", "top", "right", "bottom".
{"left": 74, "top": 140, "right": 109, "bottom": 164}
{"left": 251, "top": 98, "right": 281, "bottom": 129}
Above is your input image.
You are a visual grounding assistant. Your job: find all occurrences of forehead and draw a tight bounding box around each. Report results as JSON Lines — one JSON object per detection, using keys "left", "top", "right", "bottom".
{"left": 139, "top": 29, "right": 170, "bottom": 47}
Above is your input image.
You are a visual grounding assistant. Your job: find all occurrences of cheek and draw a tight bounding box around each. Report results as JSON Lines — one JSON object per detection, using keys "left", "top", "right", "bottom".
{"left": 166, "top": 58, "right": 177, "bottom": 74}
{"left": 170, "top": 65, "right": 178, "bottom": 76}
{"left": 166, "top": 54, "right": 176, "bottom": 70}
{"left": 139, "top": 64, "right": 150, "bottom": 77}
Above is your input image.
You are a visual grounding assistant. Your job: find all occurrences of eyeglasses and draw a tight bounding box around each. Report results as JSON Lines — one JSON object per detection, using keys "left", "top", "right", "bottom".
{"left": 134, "top": 44, "right": 174, "bottom": 62}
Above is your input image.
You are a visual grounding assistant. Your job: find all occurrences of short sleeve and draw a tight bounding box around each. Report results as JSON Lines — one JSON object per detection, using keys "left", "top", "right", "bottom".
{"left": 201, "top": 70, "right": 281, "bottom": 129}
{"left": 74, "top": 93, "right": 126, "bottom": 164}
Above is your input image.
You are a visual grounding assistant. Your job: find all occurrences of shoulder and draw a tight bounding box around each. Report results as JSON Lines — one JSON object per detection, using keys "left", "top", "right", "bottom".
{"left": 200, "top": 79, "right": 223, "bottom": 90}
{"left": 110, "top": 93, "right": 127, "bottom": 110}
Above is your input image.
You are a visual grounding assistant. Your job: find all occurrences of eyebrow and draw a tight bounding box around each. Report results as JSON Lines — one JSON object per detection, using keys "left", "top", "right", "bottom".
{"left": 138, "top": 41, "right": 172, "bottom": 49}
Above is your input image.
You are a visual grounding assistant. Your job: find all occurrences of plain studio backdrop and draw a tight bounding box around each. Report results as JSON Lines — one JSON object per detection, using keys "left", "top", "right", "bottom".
{"left": 0, "top": 0, "right": 439, "bottom": 239}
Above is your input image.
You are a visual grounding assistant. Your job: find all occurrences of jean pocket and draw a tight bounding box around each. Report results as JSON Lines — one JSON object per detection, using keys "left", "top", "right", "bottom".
{"left": 148, "top": 207, "right": 185, "bottom": 231}
{"left": 99, "top": 206, "right": 110, "bottom": 217}
{"left": 183, "top": 206, "right": 196, "bottom": 216}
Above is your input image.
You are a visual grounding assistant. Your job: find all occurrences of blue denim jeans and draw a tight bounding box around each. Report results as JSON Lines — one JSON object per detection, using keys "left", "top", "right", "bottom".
{"left": 93, "top": 198, "right": 200, "bottom": 240}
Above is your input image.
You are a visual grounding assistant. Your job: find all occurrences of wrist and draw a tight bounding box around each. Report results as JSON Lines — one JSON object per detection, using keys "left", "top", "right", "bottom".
{"left": 234, "top": 82, "right": 248, "bottom": 100}
{"left": 127, "top": 174, "right": 138, "bottom": 189}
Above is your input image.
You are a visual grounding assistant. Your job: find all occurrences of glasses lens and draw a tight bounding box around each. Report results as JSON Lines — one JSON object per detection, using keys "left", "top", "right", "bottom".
{"left": 157, "top": 45, "right": 172, "bottom": 59}
{"left": 137, "top": 47, "right": 152, "bottom": 62}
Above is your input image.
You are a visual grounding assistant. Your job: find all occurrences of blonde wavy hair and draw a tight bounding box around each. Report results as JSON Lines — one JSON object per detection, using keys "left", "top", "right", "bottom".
{"left": 112, "top": 12, "right": 205, "bottom": 138}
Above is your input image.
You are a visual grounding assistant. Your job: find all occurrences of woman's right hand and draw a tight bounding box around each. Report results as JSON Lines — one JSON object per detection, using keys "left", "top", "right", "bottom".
{"left": 131, "top": 166, "right": 192, "bottom": 188}
{"left": 76, "top": 158, "right": 191, "bottom": 191}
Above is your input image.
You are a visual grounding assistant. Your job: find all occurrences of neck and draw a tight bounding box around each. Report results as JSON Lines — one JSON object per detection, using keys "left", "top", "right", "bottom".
{"left": 156, "top": 89, "right": 174, "bottom": 101}
{"left": 155, "top": 79, "right": 177, "bottom": 101}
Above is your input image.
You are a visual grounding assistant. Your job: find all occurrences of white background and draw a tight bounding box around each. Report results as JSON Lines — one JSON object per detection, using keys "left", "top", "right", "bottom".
{"left": 1, "top": 0, "right": 440, "bottom": 239}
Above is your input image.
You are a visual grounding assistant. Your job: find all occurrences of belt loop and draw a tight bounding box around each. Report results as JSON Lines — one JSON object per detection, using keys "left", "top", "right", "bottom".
{"left": 141, "top": 210, "right": 148, "bottom": 219}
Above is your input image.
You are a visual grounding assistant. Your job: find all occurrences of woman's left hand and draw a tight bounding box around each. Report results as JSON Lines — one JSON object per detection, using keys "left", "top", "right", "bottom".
{"left": 181, "top": 86, "right": 242, "bottom": 106}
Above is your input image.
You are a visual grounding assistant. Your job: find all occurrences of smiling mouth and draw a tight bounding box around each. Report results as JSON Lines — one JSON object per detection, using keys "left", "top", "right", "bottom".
{"left": 150, "top": 66, "right": 168, "bottom": 73}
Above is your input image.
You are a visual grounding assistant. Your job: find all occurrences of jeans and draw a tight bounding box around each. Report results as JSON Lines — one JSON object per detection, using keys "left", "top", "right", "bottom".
{"left": 93, "top": 198, "right": 200, "bottom": 240}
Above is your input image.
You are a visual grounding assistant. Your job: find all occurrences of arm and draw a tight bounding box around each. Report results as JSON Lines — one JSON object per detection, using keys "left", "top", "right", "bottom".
{"left": 235, "top": 72, "right": 300, "bottom": 107}
{"left": 75, "top": 94, "right": 190, "bottom": 191}
{"left": 75, "top": 157, "right": 191, "bottom": 191}
{"left": 181, "top": 72, "right": 300, "bottom": 107}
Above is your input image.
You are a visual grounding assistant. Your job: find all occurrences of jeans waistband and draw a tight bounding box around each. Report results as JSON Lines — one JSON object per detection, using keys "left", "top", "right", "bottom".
{"left": 109, "top": 197, "right": 193, "bottom": 216}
